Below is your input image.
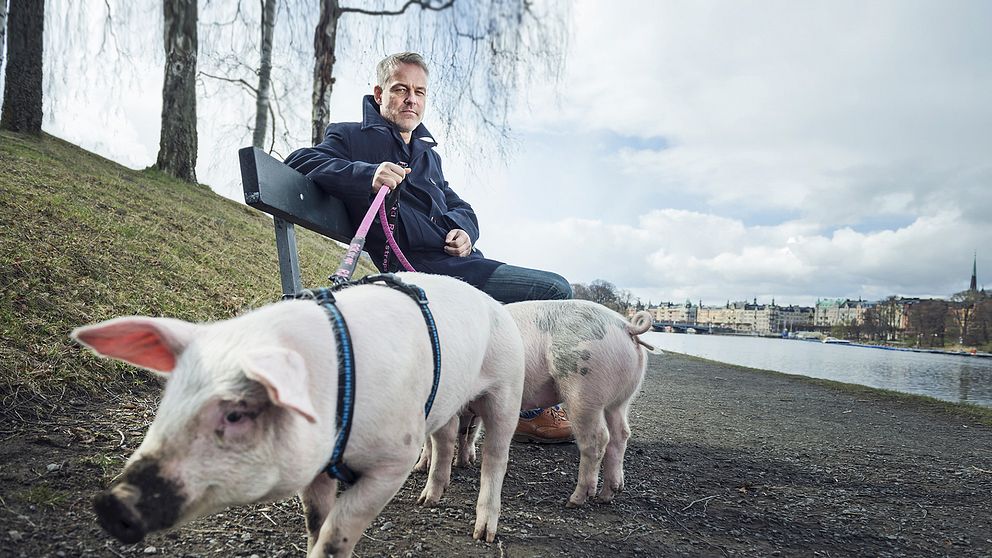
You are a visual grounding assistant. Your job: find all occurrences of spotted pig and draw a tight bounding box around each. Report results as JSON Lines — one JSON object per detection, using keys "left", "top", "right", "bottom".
{"left": 418, "top": 299, "right": 656, "bottom": 508}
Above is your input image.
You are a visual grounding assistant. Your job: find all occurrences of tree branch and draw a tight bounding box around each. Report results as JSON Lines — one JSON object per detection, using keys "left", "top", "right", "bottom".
{"left": 198, "top": 70, "right": 259, "bottom": 95}
{"left": 339, "top": 0, "right": 455, "bottom": 17}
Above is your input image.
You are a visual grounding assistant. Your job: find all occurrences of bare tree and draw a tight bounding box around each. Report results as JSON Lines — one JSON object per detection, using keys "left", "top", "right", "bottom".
{"left": 571, "top": 282, "right": 592, "bottom": 302}
{"left": 157, "top": 0, "right": 199, "bottom": 182}
{"left": 311, "top": 0, "right": 340, "bottom": 146}
{"left": 908, "top": 299, "right": 948, "bottom": 348}
{"left": 974, "top": 298, "right": 992, "bottom": 348}
{"left": 198, "top": 0, "right": 312, "bottom": 160}
{"left": 1, "top": 0, "right": 45, "bottom": 133}
{"left": 949, "top": 289, "right": 986, "bottom": 345}
{"left": 1, "top": 0, "right": 8, "bottom": 83}
{"left": 572, "top": 279, "right": 636, "bottom": 314}
{"left": 252, "top": 0, "right": 278, "bottom": 149}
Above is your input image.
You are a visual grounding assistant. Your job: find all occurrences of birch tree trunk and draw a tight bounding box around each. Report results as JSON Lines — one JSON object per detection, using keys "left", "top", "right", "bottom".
{"left": 156, "top": 0, "right": 199, "bottom": 183}
{"left": 311, "top": 0, "right": 339, "bottom": 146}
{"left": 0, "top": 0, "right": 45, "bottom": 134}
{"left": 252, "top": 0, "right": 277, "bottom": 149}
{"left": 0, "top": 0, "right": 8, "bottom": 77}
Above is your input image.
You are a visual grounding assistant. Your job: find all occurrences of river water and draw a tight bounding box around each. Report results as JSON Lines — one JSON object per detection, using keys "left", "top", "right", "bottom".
{"left": 644, "top": 332, "right": 992, "bottom": 408}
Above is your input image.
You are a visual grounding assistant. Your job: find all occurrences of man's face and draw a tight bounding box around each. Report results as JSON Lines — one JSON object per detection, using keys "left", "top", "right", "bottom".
{"left": 374, "top": 63, "right": 428, "bottom": 134}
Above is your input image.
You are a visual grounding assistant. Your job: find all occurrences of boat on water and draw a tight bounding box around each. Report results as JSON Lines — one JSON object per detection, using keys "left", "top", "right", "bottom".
{"left": 788, "top": 331, "right": 825, "bottom": 342}
{"left": 822, "top": 337, "right": 852, "bottom": 344}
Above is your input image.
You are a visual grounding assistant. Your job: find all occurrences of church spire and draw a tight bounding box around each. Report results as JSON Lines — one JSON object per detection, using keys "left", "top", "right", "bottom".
{"left": 971, "top": 252, "right": 978, "bottom": 292}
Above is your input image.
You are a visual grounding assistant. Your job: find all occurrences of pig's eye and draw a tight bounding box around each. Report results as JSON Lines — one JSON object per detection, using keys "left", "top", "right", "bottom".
{"left": 225, "top": 411, "right": 245, "bottom": 424}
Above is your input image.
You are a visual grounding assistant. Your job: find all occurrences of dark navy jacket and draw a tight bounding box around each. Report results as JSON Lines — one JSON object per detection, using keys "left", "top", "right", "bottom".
{"left": 284, "top": 95, "right": 504, "bottom": 288}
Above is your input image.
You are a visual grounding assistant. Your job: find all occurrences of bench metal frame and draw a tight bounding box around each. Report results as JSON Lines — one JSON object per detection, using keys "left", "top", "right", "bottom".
{"left": 238, "top": 147, "right": 355, "bottom": 296}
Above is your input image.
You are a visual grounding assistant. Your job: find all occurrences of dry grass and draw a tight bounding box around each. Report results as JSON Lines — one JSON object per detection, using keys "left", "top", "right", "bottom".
{"left": 0, "top": 131, "right": 376, "bottom": 400}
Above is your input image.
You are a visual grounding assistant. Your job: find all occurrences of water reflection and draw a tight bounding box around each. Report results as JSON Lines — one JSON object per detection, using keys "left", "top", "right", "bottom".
{"left": 645, "top": 332, "right": 992, "bottom": 407}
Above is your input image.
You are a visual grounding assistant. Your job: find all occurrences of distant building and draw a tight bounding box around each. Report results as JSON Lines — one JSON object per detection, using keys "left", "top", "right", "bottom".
{"left": 814, "top": 299, "right": 871, "bottom": 328}
{"left": 649, "top": 299, "right": 816, "bottom": 335}
{"left": 775, "top": 305, "right": 815, "bottom": 332}
{"left": 652, "top": 301, "right": 697, "bottom": 324}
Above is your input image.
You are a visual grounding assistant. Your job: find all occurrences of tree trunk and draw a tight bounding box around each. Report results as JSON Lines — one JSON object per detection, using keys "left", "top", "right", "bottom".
{"left": 1, "top": 0, "right": 45, "bottom": 134}
{"left": 156, "top": 0, "right": 199, "bottom": 183}
{"left": 252, "top": 0, "right": 277, "bottom": 149}
{"left": 1, "top": 0, "right": 8, "bottom": 76}
{"left": 312, "top": 0, "right": 339, "bottom": 146}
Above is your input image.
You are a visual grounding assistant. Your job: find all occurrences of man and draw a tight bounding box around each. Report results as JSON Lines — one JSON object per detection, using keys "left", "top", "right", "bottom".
{"left": 284, "top": 52, "right": 572, "bottom": 443}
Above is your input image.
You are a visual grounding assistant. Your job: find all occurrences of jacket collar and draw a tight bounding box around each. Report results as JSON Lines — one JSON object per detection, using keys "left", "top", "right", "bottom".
{"left": 361, "top": 95, "right": 437, "bottom": 147}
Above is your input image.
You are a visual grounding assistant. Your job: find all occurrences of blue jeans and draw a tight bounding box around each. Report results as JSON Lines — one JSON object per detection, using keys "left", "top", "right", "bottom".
{"left": 480, "top": 264, "right": 573, "bottom": 304}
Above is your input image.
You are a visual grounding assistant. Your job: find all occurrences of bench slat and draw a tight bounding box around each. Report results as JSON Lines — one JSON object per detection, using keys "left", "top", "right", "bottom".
{"left": 239, "top": 147, "right": 354, "bottom": 244}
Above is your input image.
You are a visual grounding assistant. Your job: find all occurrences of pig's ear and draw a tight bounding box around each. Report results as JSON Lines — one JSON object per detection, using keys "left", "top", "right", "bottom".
{"left": 71, "top": 317, "right": 198, "bottom": 374}
{"left": 242, "top": 348, "right": 318, "bottom": 424}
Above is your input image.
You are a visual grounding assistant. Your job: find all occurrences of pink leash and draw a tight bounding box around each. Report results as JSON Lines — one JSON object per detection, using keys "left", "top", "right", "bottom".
{"left": 331, "top": 186, "right": 415, "bottom": 283}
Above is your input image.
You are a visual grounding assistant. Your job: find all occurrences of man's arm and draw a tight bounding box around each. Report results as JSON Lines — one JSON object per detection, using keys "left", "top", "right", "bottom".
{"left": 437, "top": 177, "right": 481, "bottom": 243}
{"left": 283, "top": 127, "right": 379, "bottom": 201}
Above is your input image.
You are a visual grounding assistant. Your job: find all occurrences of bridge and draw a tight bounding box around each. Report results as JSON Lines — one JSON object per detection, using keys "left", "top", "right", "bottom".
{"left": 651, "top": 322, "right": 739, "bottom": 335}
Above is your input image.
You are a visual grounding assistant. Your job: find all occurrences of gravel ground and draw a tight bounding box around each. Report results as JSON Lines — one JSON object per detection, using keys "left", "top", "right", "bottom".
{"left": 2, "top": 352, "right": 991, "bottom": 557}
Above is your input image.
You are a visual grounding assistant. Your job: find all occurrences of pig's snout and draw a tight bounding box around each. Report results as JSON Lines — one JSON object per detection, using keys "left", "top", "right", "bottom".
{"left": 94, "top": 458, "right": 184, "bottom": 543}
{"left": 94, "top": 485, "right": 146, "bottom": 543}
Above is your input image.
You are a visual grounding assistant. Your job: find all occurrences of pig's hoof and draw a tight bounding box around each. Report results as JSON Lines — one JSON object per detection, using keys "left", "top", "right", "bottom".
{"left": 597, "top": 482, "right": 623, "bottom": 503}
{"left": 565, "top": 497, "right": 585, "bottom": 508}
{"left": 472, "top": 520, "right": 498, "bottom": 542}
{"left": 417, "top": 487, "right": 444, "bottom": 507}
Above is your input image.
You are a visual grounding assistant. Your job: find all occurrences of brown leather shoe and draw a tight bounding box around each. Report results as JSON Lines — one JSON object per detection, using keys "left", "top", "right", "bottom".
{"left": 512, "top": 406, "right": 575, "bottom": 444}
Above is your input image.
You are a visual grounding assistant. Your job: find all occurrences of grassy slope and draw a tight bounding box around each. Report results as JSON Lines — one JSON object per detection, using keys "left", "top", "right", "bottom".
{"left": 0, "top": 131, "right": 376, "bottom": 395}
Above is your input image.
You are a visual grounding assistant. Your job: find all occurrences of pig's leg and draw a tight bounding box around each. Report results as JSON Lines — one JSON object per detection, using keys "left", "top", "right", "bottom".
{"left": 566, "top": 404, "right": 609, "bottom": 508}
{"left": 418, "top": 415, "right": 458, "bottom": 505}
{"left": 301, "top": 474, "right": 337, "bottom": 554}
{"left": 597, "top": 402, "right": 632, "bottom": 503}
{"left": 413, "top": 437, "right": 432, "bottom": 472}
{"left": 456, "top": 412, "right": 479, "bottom": 467}
{"left": 471, "top": 389, "right": 518, "bottom": 542}
{"left": 308, "top": 462, "right": 413, "bottom": 558}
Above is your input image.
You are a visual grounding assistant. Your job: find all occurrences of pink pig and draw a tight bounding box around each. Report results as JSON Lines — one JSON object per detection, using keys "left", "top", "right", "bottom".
{"left": 418, "top": 300, "right": 655, "bottom": 508}
{"left": 72, "top": 272, "right": 524, "bottom": 558}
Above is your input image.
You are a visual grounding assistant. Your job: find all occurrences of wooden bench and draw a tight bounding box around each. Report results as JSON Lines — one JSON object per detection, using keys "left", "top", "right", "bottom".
{"left": 239, "top": 147, "right": 354, "bottom": 297}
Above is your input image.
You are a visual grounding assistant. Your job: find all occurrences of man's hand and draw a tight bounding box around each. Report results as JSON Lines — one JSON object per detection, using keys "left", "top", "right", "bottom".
{"left": 444, "top": 229, "right": 473, "bottom": 257}
{"left": 372, "top": 162, "right": 411, "bottom": 193}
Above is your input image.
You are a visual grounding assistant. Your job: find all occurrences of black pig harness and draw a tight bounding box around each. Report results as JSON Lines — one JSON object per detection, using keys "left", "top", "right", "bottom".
{"left": 294, "top": 273, "right": 441, "bottom": 484}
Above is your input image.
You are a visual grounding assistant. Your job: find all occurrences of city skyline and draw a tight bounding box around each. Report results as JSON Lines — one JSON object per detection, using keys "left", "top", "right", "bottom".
{"left": 643, "top": 253, "right": 982, "bottom": 309}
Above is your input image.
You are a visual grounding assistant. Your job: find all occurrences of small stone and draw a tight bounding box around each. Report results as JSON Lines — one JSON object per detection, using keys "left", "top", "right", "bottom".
{"left": 143, "top": 546, "right": 157, "bottom": 554}
{"left": 47, "top": 463, "right": 61, "bottom": 472}
{"left": 380, "top": 521, "right": 395, "bottom": 531}
{"left": 9, "top": 531, "right": 23, "bottom": 542}
{"left": 56, "top": 553, "right": 66, "bottom": 558}
{"left": 241, "top": 533, "right": 252, "bottom": 541}
{"left": 250, "top": 555, "right": 261, "bottom": 558}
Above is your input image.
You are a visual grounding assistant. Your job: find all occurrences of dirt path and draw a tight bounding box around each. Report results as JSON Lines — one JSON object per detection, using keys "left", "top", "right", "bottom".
{"left": 2, "top": 352, "right": 991, "bottom": 557}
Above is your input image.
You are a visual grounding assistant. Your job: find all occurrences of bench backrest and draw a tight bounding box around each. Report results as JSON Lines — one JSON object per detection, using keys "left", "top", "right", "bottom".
{"left": 239, "top": 147, "right": 355, "bottom": 296}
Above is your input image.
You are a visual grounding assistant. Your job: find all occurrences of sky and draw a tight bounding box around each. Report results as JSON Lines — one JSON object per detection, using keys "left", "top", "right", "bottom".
{"left": 24, "top": 0, "right": 992, "bottom": 307}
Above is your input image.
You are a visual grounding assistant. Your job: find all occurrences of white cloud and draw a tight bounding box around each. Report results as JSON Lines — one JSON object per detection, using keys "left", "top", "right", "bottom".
{"left": 476, "top": 0, "right": 992, "bottom": 304}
